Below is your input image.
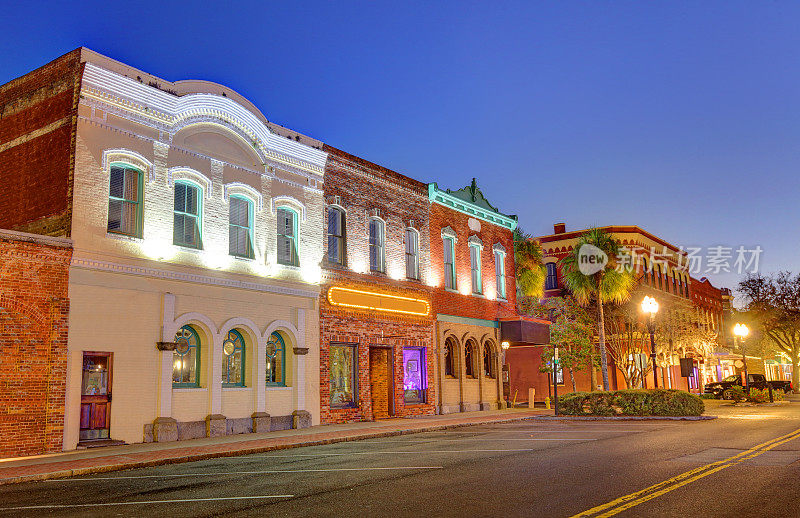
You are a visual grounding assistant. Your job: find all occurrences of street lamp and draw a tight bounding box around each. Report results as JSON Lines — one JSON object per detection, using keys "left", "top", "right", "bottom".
{"left": 734, "top": 323, "right": 750, "bottom": 392}
{"left": 641, "top": 296, "right": 659, "bottom": 389}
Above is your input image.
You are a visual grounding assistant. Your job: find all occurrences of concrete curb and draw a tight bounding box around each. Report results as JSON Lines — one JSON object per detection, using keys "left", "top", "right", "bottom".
{"left": 0, "top": 412, "right": 547, "bottom": 486}
{"left": 529, "top": 415, "right": 716, "bottom": 421}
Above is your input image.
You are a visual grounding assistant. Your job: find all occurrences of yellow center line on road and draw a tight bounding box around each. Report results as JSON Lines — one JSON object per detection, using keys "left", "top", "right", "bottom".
{"left": 570, "top": 426, "right": 800, "bottom": 518}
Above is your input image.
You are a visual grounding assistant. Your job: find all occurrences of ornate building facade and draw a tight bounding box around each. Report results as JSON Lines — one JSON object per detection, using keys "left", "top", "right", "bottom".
{"left": 1, "top": 48, "right": 326, "bottom": 452}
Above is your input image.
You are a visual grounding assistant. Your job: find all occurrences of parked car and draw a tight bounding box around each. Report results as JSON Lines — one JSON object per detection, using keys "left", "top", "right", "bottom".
{"left": 705, "top": 374, "right": 793, "bottom": 399}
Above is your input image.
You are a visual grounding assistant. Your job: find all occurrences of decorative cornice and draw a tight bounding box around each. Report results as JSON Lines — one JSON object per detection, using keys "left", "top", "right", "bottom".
{"left": 428, "top": 183, "right": 517, "bottom": 231}
{"left": 441, "top": 226, "right": 458, "bottom": 241}
{"left": 0, "top": 229, "right": 73, "bottom": 248}
{"left": 468, "top": 235, "right": 484, "bottom": 249}
{"left": 70, "top": 257, "right": 320, "bottom": 299}
{"left": 492, "top": 243, "right": 507, "bottom": 255}
{"left": 80, "top": 63, "right": 327, "bottom": 178}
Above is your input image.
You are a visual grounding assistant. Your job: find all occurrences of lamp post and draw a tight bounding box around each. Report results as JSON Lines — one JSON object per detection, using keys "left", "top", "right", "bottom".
{"left": 641, "top": 296, "right": 659, "bottom": 389}
{"left": 501, "top": 341, "right": 510, "bottom": 407}
{"left": 734, "top": 323, "right": 750, "bottom": 393}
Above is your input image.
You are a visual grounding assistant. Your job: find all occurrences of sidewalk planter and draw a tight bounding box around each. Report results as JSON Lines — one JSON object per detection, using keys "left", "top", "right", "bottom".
{"left": 559, "top": 389, "right": 704, "bottom": 417}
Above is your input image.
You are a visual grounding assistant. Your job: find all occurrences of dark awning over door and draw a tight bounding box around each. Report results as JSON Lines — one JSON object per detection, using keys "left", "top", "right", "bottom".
{"left": 500, "top": 318, "right": 551, "bottom": 345}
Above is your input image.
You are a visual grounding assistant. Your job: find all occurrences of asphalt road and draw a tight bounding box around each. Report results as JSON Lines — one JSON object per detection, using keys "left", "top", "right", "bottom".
{"left": 1, "top": 401, "right": 799, "bottom": 517}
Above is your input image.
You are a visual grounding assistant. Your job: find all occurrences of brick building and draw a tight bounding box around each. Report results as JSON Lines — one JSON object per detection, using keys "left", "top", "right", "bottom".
{"left": 428, "top": 180, "right": 545, "bottom": 413}
{"left": 1, "top": 48, "right": 326, "bottom": 451}
{"left": 319, "top": 146, "right": 436, "bottom": 424}
{"left": 0, "top": 229, "right": 72, "bottom": 457}
{"left": 525, "top": 223, "right": 729, "bottom": 399}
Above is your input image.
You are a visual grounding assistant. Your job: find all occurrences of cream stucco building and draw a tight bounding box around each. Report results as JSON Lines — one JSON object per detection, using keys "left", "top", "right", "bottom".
{"left": 59, "top": 49, "right": 326, "bottom": 448}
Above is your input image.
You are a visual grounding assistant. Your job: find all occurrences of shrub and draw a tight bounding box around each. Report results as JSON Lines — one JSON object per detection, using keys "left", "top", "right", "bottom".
{"left": 725, "top": 385, "right": 746, "bottom": 402}
{"left": 557, "top": 389, "right": 704, "bottom": 417}
{"left": 747, "top": 388, "right": 784, "bottom": 403}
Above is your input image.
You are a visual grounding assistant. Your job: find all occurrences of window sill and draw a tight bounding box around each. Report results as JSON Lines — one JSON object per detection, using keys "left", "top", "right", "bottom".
{"left": 266, "top": 385, "right": 291, "bottom": 390}
{"left": 222, "top": 386, "right": 250, "bottom": 391}
{"left": 403, "top": 402, "right": 428, "bottom": 407}
{"left": 106, "top": 232, "right": 143, "bottom": 243}
{"left": 445, "top": 287, "right": 459, "bottom": 294}
{"left": 173, "top": 386, "right": 206, "bottom": 392}
{"left": 330, "top": 404, "right": 358, "bottom": 410}
{"left": 231, "top": 255, "right": 255, "bottom": 262}
{"left": 276, "top": 263, "right": 301, "bottom": 271}
{"left": 471, "top": 292, "right": 486, "bottom": 299}
{"left": 174, "top": 244, "right": 203, "bottom": 253}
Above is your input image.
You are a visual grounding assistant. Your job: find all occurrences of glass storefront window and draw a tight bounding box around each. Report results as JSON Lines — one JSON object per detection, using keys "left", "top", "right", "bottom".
{"left": 330, "top": 343, "right": 357, "bottom": 408}
{"left": 403, "top": 347, "right": 427, "bottom": 404}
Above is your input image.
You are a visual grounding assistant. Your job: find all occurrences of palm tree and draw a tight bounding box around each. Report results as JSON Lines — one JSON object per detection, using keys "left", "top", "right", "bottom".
{"left": 559, "top": 228, "right": 636, "bottom": 390}
{"left": 514, "top": 228, "right": 546, "bottom": 300}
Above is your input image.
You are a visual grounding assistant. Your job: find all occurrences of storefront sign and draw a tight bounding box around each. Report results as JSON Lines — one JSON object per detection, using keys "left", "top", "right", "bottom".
{"left": 327, "top": 286, "right": 430, "bottom": 316}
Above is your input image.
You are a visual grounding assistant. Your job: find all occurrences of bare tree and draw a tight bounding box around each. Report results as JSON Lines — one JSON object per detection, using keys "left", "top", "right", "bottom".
{"left": 738, "top": 272, "right": 800, "bottom": 392}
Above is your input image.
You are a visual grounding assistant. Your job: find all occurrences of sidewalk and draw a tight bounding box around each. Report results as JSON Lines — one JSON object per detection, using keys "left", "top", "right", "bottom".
{"left": 0, "top": 408, "right": 550, "bottom": 485}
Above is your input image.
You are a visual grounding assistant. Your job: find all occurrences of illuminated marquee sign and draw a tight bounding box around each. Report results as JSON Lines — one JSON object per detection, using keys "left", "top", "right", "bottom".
{"left": 327, "top": 287, "right": 430, "bottom": 316}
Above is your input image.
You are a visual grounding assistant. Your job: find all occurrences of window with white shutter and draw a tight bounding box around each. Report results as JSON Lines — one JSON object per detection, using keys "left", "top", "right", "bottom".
{"left": 108, "top": 164, "right": 143, "bottom": 237}
{"left": 229, "top": 196, "right": 254, "bottom": 258}
{"left": 276, "top": 207, "right": 298, "bottom": 266}
{"left": 173, "top": 181, "right": 202, "bottom": 248}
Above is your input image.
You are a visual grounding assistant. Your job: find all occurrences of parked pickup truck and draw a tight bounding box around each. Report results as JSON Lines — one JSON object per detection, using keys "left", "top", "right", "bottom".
{"left": 705, "top": 374, "right": 793, "bottom": 399}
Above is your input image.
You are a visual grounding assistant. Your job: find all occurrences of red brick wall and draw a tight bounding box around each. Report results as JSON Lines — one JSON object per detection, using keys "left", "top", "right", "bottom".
{"left": 429, "top": 202, "right": 517, "bottom": 320}
{"left": 320, "top": 278, "right": 436, "bottom": 424}
{"left": 319, "top": 147, "right": 436, "bottom": 424}
{"left": 0, "top": 49, "right": 82, "bottom": 237}
{"left": 0, "top": 231, "right": 72, "bottom": 458}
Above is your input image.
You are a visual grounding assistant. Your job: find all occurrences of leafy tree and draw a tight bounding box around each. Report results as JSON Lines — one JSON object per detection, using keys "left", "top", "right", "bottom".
{"left": 514, "top": 228, "right": 546, "bottom": 299}
{"left": 559, "top": 228, "right": 636, "bottom": 390}
{"left": 738, "top": 272, "right": 800, "bottom": 392}
{"left": 524, "top": 297, "right": 595, "bottom": 392}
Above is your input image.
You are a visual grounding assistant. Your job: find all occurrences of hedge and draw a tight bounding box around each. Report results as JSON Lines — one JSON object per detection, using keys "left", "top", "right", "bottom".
{"left": 558, "top": 389, "right": 704, "bottom": 417}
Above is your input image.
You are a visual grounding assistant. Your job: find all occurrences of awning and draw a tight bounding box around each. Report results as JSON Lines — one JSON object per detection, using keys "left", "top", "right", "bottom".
{"left": 499, "top": 316, "right": 551, "bottom": 345}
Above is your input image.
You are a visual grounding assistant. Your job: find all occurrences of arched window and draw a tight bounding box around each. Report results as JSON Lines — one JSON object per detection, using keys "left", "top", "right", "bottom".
{"left": 465, "top": 339, "right": 477, "bottom": 378}
{"left": 229, "top": 196, "right": 254, "bottom": 259}
{"left": 174, "top": 181, "right": 202, "bottom": 248}
{"left": 222, "top": 329, "right": 245, "bottom": 387}
{"left": 545, "top": 263, "right": 558, "bottom": 290}
{"left": 108, "top": 163, "right": 143, "bottom": 237}
{"left": 650, "top": 263, "right": 656, "bottom": 286}
{"left": 327, "top": 207, "right": 345, "bottom": 265}
{"left": 684, "top": 275, "right": 690, "bottom": 298}
{"left": 277, "top": 207, "right": 299, "bottom": 266}
{"left": 444, "top": 337, "right": 457, "bottom": 378}
{"left": 483, "top": 343, "right": 496, "bottom": 379}
{"left": 677, "top": 274, "right": 683, "bottom": 296}
{"left": 173, "top": 325, "right": 200, "bottom": 387}
{"left": 672, "top": 270, "right": 677, "bottom": 294}
{"left": 657, "top": 265, "right": 663, "bottom": 290}
{"left": 266, "top": 332, "right": 285, "bottom": 386}
{"left": 369, "top": 218, "right": 385, "bottom": 272}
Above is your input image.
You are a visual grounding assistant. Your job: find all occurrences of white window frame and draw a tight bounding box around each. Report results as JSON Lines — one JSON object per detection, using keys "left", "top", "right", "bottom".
{"left": 405, "top": 227, "right": 420, "bottom": 280}
{"left": 369, "top": 217, "right": 386, "bottom": 273}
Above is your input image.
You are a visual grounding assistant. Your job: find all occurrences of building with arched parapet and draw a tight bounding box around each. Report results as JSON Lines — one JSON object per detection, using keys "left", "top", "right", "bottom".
{"left": 0, "top": 48, "right": 326, "bottom": 453}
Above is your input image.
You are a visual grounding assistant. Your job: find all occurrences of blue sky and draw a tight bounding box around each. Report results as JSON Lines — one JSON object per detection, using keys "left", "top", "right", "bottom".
{"left": 2, "top": 1, "right": 798, "bottom": 294}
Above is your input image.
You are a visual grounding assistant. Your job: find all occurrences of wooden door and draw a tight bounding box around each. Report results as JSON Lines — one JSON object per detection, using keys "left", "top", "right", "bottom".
{"left": 79, "top": 352, "right": 113, "bottom": 441}
{"left": 369, "top": 348, "right": 391, "bottom": 420}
